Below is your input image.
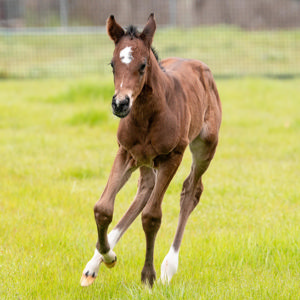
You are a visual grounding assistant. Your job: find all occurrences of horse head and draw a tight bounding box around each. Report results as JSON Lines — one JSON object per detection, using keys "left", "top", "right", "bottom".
{"left": 107, "top": 14, "right": 156, "bottom": 118}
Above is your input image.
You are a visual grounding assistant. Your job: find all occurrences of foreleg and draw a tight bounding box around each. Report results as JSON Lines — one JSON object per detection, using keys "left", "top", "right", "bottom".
{"left": 141, "top": 153, "right": 183, "bottom": 287}
{"left": 81, "top": 165, "right": 155, "bottom": 286}
{"left": 80, "top": 147, "right": 136, "bottom": 286}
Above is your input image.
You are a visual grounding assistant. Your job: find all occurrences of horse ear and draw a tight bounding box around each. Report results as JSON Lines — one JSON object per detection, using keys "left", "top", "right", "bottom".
{"left": 140, "top": 13, "right": 156, "bottom": 48}
{"left": 106, "top": 15, "right": 125, "bottom": 44}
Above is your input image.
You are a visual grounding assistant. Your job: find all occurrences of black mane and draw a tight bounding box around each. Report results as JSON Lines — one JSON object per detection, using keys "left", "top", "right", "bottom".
{"left": 150, "top": 47, "right": 160, "bottom": 64}
{"left": 125, "top": 25, "right": 161, "bottom": 65}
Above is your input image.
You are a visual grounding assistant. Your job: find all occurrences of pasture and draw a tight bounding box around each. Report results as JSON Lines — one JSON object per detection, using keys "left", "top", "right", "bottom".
{"left": 0, "top": 75, "right": 299, "bottom": 299}
{"left": 1, "top": 27, "right": 299, "bottom": 78}
{"left": 1, "top": 26, "right": 300, "bottom": 299}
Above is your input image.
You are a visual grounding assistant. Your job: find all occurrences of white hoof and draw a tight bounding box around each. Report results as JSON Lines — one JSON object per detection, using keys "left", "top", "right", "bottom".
{"left": 160, "top": 247, "right": 179, "bottom": 284}
{"left": 80, "top": 249, "right": 103, "bottom": 286}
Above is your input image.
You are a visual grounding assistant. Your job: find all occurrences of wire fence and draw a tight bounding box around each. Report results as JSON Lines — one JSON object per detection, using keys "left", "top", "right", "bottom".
{"left": 0, "top": 0, "right": 300, "bottom": 78}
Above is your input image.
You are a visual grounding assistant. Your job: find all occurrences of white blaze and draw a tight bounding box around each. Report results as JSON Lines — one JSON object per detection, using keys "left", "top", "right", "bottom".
{"left": 120, "top": 46, "right": 133, "bottom": 64}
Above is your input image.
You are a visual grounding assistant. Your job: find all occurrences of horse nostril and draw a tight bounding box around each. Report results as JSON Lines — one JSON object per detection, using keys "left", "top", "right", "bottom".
{"left": 124, "top": 96, "right": 130, "bottom": 105}
{"left": 120, "top": 97, "right": 129, "bottom": 110}
{"left": 112, "top": 96, "right": 117, "bottom": 110}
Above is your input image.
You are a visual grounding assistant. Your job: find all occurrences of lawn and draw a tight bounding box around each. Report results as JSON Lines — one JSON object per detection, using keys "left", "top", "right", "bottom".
{"left": 1, "top": 27, "right": 299, "bottom": 77}
{"left": 0, "top": 75, "right": 299, "bottom": 299}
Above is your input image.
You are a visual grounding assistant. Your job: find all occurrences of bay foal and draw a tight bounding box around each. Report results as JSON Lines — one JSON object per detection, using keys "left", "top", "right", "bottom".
{"left": 81, "top": 14, "right": 222, "bottom": 287}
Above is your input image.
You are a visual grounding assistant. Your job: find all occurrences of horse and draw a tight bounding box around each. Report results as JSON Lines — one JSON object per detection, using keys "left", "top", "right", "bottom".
{"left": 80, "top": 13, "right": 222, "bottom": 288}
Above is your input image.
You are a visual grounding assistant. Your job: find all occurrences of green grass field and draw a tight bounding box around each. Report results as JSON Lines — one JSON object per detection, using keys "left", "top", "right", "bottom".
{"left": 1, "top": 27, "right": 300, "bottom": 77}
{"left": 0, "top": 75, "right": 299, "bottom": 299}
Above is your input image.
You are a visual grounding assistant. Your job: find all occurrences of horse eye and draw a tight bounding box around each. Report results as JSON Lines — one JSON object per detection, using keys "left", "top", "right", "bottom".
{"left": 139, "top": 63, "right": 146, "bottom": 74}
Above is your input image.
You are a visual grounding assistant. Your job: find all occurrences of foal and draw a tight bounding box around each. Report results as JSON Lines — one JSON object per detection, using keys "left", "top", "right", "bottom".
{"left": 81, "top": 14, "right": 221, "bottom": 287}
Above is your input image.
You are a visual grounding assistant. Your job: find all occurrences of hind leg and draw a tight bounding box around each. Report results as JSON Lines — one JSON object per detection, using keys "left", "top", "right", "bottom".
{"left": 161, "top": 136, "right": 218, "bottom": 283}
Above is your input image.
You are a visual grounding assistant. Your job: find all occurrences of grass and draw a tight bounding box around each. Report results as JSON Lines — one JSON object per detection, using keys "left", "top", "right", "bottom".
{"left": 1, "top": 27, "right": 299, "bottom": 78}
{"left": 0, "top": 75, "right": 299, "bottom": 299}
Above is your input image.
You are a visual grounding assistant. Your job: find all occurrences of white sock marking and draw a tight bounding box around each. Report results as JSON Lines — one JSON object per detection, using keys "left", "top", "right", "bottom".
{"left": 102, "top": 249, "right": 116, "bottom": 263}
{"left": 82, "top": 229, "right": 121, "bottom": 277}
{"left": 82, "top": 248, "right": 102, "bottom": 277}
{"left": 108, "top": 228, "right": 121, "bottom": 250}
{"left": 160, "top": 246, "right": 179, "bottom": 284}
{"left": 120, "top": 46, "right": 133, "bottom": 64}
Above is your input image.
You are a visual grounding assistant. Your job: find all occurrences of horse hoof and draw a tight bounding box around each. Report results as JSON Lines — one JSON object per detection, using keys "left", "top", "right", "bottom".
{"left": 102, "top": 249, "right": 117, "bottom": 268}
{"left": 80, "top": 274, "right": 96, "bottom": 287}
{"left": 141, "top": 266, "right": 156, "bottom": 288}
{"left": 81, "top": 248, "right": 103, "bottom": 287}
{"left": 103, "top": 256, "right": 117, "bottom": 268}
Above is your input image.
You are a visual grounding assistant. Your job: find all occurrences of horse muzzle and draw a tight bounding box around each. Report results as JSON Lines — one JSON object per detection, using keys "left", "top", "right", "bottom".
{"left": 112, "top": 95, "right": 131, "bottom": 118}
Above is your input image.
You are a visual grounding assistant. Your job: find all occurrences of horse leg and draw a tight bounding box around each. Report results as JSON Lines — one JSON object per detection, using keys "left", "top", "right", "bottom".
{"left": 80, "top": 147, "right": 136, "bottom": 286}
{"left": 160, "top": 136, "right": 218, "bottom": 284}
{"left": 81, "top": 166, "right": 155, "bottom": 286}
{"left": 141, "top": 153, "right": 183, "bottom": 287}
{"left": 107, "top": 166, "right": 156, "bottom": 248}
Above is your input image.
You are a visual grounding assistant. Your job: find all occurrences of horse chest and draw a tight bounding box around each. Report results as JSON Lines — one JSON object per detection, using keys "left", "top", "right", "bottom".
{"left": 117, "top": 128, "right": 156, "bottom": 166}
{"left": 117, "top": 122, "right": 178, "bottom": 167}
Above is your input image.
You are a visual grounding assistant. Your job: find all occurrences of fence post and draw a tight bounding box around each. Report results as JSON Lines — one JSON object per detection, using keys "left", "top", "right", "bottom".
{"left": 169, "top": 0, "right": 177, "bottom": 26}
{"left": 60, "top": 0, "right": 68, "bottom": 27}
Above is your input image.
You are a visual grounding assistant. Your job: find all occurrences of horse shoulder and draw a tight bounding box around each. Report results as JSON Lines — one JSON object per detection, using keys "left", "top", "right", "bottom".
{"left": 149, "top": 110, "right": 181, "bottom": 155}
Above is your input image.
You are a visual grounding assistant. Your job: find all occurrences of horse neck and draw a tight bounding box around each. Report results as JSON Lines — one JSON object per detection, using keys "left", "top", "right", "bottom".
{"left": 146, "top": 50, "right": 168, "bottom": 98}
{"left": 130, "top": 51, "right": 169, "bottom": 123}
{"left": 138, "top": 51, "right": 167, "bottom": 106}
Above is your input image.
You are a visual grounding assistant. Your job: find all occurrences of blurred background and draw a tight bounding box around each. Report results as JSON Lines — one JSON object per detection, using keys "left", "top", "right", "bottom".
{"left": 0, "top": 0, "right": 299, "bottom": 78}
